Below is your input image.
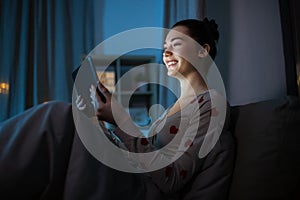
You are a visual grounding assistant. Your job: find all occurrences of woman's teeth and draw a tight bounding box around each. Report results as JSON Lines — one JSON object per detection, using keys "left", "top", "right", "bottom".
{"left": 167, "top": 61, "right": 178, "bottom": 67}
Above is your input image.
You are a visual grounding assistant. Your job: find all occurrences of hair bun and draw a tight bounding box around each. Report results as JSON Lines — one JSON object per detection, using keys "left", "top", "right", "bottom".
{"left": 203, "top": 17, "right": 219, "bottom": 43}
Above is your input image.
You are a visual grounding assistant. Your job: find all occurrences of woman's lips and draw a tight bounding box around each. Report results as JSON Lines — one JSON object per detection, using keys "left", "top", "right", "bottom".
{"left": 166, "top": 60, "right": 178, "bottom": 69}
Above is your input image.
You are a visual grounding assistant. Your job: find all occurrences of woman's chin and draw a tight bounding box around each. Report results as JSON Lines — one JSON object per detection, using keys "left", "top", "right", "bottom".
{"left": 167, "top": 70, "right": 176, "bottom": 77}
{"left": 167, "top": 71, "right": 180, "bottom": 78}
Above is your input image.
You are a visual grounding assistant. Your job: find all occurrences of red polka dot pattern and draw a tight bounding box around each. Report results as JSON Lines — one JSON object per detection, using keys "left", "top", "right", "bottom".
{"left": 169, "top": 125, "right": 178, "bottom": 134}
{"left": 140, "top": 138, "right": 149, "bottom": 145}
{"left": 198, "top": 96, "right": 204, "bottom": 104}
{"left": 184, "top": 139, "right": 193, "bottom": 147}
{"left": 165, "top": 166, "right": 172, "bottom": 177}
{"left": 180, "top": 170, "right": 187, "bottom": 179}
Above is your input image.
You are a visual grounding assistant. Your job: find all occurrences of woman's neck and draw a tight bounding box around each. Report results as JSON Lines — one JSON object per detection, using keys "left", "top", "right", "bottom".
{"left": 178, "top": 72, "right": 208, "bottom": 100}
{"left": 166, "top": 73, "right": 207, "bottom": 117}
{"left": 166, "top": 72, "right": 207, "bottom": 117}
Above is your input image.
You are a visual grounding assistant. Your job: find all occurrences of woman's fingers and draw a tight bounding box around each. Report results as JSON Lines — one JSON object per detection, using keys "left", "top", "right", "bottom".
{"left": 90, "top": 84, "right": 103, "bottom": 110}
{"left": 76, "top": 95, "right": 87, "bottom": 110}
{"left": 97, "top": 82, "right": 111, "bottom": 99}
{"left": 89, "top": 83, "right": 117, "bottom": 125}
{"left": 75, "top": 95, "right": 81, "bottom": 105}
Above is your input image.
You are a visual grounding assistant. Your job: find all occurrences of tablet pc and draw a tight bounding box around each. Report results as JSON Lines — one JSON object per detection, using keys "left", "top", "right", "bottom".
{"left": 72, "top": 56, "right": 106, "bottom": 117}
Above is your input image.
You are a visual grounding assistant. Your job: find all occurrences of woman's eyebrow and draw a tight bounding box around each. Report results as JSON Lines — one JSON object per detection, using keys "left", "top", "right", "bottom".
{"left": 164, "top": 37, "right": 184, "bottom": 45}
{"left": 170, "top": 37, "right": 184, "bottom": 42}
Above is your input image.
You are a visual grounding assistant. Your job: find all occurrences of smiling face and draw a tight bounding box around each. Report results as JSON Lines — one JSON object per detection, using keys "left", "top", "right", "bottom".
{"left": 163, "top": 26, "right": 200, "bottom": 79}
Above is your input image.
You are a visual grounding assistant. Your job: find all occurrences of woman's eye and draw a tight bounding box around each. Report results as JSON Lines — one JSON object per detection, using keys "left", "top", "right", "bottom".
{"left": 173, "top": 43, "right": 181, "bottom": 47}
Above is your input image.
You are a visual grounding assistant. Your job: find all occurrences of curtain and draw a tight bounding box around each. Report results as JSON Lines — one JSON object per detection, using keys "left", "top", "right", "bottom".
{"left": 0, "top": 0, "right": 99, "bottom": 122}
{"left": 159, "top": 0, "right": 206, "bottom": 107}
{"left": 279, "top": 0, "right": 300, "bottom": 96}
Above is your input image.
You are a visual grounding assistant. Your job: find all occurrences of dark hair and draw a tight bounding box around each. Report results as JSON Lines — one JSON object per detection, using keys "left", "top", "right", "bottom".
{"left": 172, "top": 18, "right": 219, "bottom": 60}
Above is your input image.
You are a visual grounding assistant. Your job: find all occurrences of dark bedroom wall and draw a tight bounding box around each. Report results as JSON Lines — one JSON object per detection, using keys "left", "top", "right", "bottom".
{"left": 102, "top": 0, "right": 164, "bottom": 40}
{"left": 93, "top": 0, "right": 164, "bottom": 56}
{"left": 207, "top": 0, "right": 286, "bottom": 106}
{"left": 90, "top": 0, "right": 166, "bottom": 66}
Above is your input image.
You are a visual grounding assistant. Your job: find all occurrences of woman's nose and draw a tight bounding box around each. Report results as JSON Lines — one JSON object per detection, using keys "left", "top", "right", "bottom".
{"left": 163, "top": 50, "right": 173, "bottom": 57}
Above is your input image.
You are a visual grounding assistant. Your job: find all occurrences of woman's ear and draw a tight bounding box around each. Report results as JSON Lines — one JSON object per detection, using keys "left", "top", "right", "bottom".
{"left": 198, "top": 44, "right": 210, "bottom": 58}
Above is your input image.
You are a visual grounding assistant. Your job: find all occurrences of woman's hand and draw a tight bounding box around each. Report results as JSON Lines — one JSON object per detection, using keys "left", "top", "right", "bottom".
{"left": 75, "top": 95, "right": 87, "bottom": 111}
{"left": 90, "top": 82, "right": 130, "bottom": 126}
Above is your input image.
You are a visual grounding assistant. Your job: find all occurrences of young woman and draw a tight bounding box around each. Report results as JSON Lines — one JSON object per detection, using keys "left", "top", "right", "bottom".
{"left": 77, "top": 18, "right": 235, "bottom": 199}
